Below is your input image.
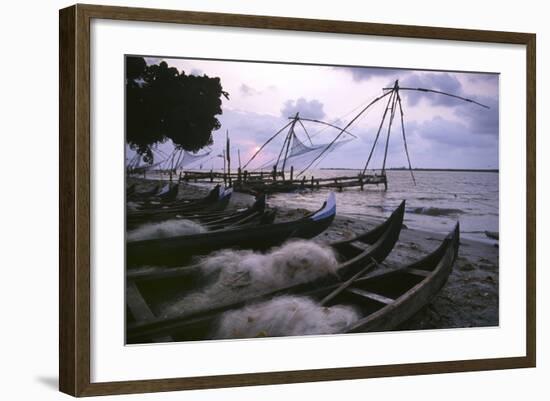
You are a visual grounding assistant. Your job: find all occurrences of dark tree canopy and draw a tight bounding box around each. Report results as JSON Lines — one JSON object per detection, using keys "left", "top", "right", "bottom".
{"left": 126, "top": 57, "right": 228, "bottom": 162}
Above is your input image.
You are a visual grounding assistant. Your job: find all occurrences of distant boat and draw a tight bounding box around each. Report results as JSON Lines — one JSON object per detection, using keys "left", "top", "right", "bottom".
{"left": 126, "top": 185, "right": 233, "bottom": 226}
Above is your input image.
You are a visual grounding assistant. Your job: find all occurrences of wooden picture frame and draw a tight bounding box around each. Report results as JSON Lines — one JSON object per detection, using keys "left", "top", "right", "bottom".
{"left": 59, "top": 3, "right": 536, "bottom": 397}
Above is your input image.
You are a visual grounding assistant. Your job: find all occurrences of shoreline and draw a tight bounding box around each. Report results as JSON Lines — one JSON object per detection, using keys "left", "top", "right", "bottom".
{"left": 321, "top": 167, "right": 499, "bottom": 173}
{"left": 128, "top": 178, "right": 499, "bottom": 330}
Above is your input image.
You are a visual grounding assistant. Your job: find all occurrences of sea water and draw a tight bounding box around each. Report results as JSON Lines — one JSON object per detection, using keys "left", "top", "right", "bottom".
{"left": 265, "top": 169, "right": 498, "bottom": 243}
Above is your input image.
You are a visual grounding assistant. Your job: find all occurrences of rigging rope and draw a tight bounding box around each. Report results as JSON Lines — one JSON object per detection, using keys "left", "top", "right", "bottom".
{"left": 299, "top": 90, "right": 393, "bottom": 177}
{"left": 396, "top": 91, "right": 416, "bottom": 185}
{"left": 297, "top": 119, "right": 313, "bottom": 145}
{"left": 381, "top": 91, "right": 399, "bottom": 172}
{"left": 362, "top": 90, "right": 395, "bottom": 175}
{"left": 387, "top": 87, "right": 490, "bottom": 109}
{"left": 243, "top": 120, "right": 294, "bottom": 169}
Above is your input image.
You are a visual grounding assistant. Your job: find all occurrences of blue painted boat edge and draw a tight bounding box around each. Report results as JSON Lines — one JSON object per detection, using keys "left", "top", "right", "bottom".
{"left": 156, "top": 183, "right": 171, "bottom": 196}
{"left": 221, "top": 187, "right": 233, "bottom": 200}
{"left": 311, "top": 192, "right": 336, "bottom": 221}
{"left": 216, "top": 185, "right": 225, "bottom": 199}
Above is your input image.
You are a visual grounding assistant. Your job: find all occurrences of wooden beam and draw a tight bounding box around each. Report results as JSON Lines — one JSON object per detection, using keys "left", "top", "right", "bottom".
{"left": 405, "top": 268, "right": 431, "bottom": 277}
{"left": 126, "top": 282, "right": 172, "bottom": 342}
{"left": 346, "top": 287, "right": 394, "bottom": 305}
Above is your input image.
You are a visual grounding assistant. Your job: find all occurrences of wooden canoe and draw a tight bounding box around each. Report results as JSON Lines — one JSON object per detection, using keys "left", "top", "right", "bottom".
{"left": 127, "top": 184, "right": 160, "bottom": 201}
{"left": 126, "top": 193, "right": 339, "bottom": 268}
{"left": 126, "top": 183, "right": 136, "bottom": 196}
{"left": 127, "top": 186, "right": 232, "bottom": 225}
{"left": 126, "top": 200, "right": 405, "bottom": 343}
{"left": 156, "top": 183, "right": 179, "bottom": 201}
{"left": 331, "top": 222, "right": 459, "bottom": 333}
{"left": 133, "top": 184, "right": 221, "bottom": 211}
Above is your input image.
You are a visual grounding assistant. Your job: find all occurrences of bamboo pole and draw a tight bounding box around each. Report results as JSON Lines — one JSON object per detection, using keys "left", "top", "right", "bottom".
{"left": 385, "top": 86, "right": 490, "bottom": 109}
{"left": 226, "top": 130, "right": 231, "bottom": 186}
{"left": 362, "top": 87, "right": 396, "bottom": 175}
{"left": 243, "top": 120, "right": 294, "bottom": 169}
{"left": 281, "top": 113, "right": 299, "bottom": 181}
{"left": 381, "top": 83, "right": 399, "bottom": 174}
{"left": 396, "top": 90, "right": 416, "bottom": 185}
{"left": 222, "top": 149, "right": 226, "bottom": 186}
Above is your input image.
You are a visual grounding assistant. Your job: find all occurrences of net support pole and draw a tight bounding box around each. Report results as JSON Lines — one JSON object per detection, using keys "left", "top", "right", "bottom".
{"left": 362, "top": 88, "right": 396, "bottom": 176}
{"left": 226, "top": 130, "right": 231, "bottom": 186}
{"left": 243, "top": 120, "right": 294, "bottom": 169}
{"left": 281, "top": 113, "right": 299, "bottom": 179}
{"left": 396, "top": 91, "right": 416, "bottom": 185}
{"left": 274, "top": 128, "right": 292, "bottom": 176}
{"left": 381, "top": 82, "right": 399, "bottom": 174}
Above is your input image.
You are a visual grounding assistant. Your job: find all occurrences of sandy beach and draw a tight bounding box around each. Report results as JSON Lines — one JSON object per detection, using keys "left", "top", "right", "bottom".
{"left": 128, "top": 178, "right": 499, "bottom": 331}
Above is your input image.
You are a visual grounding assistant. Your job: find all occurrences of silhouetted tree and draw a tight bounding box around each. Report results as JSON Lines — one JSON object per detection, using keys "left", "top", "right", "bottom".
{"left": 126, "top": 56, "right": 229, "bottom": 162}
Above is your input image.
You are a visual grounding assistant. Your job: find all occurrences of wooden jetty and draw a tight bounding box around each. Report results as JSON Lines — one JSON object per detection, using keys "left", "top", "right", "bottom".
{"left": 181, "top": 113, "right": 387, "bottom": 193}
{"left": 234, "top": 173, "right": 387, "bottom": 194}
{"left": 181, "top": 165, "right": 387, "bottom": 194}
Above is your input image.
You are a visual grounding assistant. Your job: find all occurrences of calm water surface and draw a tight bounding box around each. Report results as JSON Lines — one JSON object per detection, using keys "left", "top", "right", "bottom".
{"left": 265, "top": 169, "right": 498, "bottom": 242}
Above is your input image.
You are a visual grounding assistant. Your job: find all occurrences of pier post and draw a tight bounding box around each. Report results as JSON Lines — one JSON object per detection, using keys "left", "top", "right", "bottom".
{"left": 311, "top": 176, "right": 314, "bottom": 189}
{"left": 359, "top": 177, "right": 364, "bottom": 190}
{"left": 272, "top": 166, "right": 277, "bottom": 181}
{"left": 210, "top": 169, "right": 213, "bottom": 182}
{"left": 290, "top": 166, "right": 294, "bottom": 182}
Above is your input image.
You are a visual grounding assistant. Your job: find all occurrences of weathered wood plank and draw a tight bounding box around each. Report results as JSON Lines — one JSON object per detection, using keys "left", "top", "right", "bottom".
{"left": 346, "top": 287, "right": 395, "bottom": 305}
{"left": 405, "top": 268, "right": 431, "bottom": 277}
{"left": 126, "top": 282, "right": 172, "bottom": 342}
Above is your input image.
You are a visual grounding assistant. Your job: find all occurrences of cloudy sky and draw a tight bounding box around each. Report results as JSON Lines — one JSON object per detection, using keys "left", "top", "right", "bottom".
{"left": 144, "top": 56, "right": 499, "bottom": 170}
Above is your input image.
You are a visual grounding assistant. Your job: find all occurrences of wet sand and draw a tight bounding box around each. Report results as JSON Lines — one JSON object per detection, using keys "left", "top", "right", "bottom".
{"left": 128, "top": 178, "right": 499, "bottom": 330}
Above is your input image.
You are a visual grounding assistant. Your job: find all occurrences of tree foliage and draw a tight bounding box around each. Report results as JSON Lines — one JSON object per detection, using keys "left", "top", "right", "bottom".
{"left": 126, "top": 57, "right": 228, "bottom": 162}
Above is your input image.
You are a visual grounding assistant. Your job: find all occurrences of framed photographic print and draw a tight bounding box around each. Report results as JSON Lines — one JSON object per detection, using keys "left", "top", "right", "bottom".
{"left": 59, "top": 4, "right": 536, "bottom": 397}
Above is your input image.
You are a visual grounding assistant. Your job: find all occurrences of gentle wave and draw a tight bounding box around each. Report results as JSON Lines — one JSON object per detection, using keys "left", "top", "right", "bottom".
{"left": 407, "top": 206, "right": 464, "bottom": 217}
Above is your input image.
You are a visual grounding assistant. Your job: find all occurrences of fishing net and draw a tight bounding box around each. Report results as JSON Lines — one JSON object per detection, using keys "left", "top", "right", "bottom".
{"left": 255, "top": 132, "right": 354, "bottom": 172}
{"left": 126, "top": 143, "right": 211, "bottom": 172}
